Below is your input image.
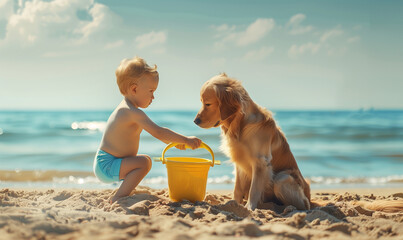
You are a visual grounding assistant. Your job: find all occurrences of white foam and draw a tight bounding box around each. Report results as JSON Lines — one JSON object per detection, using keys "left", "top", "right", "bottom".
{"left": 310, "top": 175, "right": 403, "bottom": 184}
{"left": 71, "top": 121, "right": 106, "bottom": 131}
{"left": 207, "top": 175, "right": 234, "bottom": 184}
{"left": 53, "top": 176, "right": 100, "bottom": 185}
{"left": 25, "top": 174, "right": 403, "bottom": 187}
{"left": 52, "top": 175, "right": 236, "bottom": 185}
{"left": 142, "top": 176, "right": 167, "bottom": 185}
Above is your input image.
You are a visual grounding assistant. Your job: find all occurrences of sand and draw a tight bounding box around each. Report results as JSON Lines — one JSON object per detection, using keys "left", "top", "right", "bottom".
{"left": 1, "top": 187, "right": 403, "bottom": 240}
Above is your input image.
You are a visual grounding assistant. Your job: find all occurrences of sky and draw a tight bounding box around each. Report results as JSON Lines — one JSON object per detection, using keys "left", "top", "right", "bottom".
{"left": 0, "top": 0, "right": 402, "bottom": 110}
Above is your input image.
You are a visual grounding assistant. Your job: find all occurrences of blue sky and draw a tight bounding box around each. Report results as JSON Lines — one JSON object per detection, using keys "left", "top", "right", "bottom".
{"left": 0, "top": 0, "right": 402, "bottom": 110}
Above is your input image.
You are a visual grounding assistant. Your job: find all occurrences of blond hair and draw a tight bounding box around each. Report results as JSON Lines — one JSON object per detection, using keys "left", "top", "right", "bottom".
{"left": 115, "top": 57, "right": 158, "bottom": 95}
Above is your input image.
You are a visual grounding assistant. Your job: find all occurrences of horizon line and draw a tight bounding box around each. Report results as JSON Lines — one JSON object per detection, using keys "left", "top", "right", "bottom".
{"left": 1, "top": 107, "right": 402, "bottom": 112}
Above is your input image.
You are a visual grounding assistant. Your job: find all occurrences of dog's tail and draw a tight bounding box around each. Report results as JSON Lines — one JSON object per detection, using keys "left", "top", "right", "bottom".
{"left": 305, "top": 178, "right": 403, "bottom": 213}
{"left": 352, "top": 200, "right": 403, "bottom": 213}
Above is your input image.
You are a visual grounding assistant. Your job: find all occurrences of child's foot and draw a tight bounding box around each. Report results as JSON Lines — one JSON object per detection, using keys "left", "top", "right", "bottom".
{"left": 110, "top": 195, "right": 121, "bottom": 204}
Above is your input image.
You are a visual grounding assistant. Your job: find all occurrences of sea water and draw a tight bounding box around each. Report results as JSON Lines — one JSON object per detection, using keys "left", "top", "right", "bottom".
{"left": 0, "top": 110, "right": 402, "bottom": 190}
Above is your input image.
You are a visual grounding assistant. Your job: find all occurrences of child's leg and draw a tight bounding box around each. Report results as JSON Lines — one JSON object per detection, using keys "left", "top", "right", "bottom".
{"left": 111, "top": 154, "right": 152, "bottom": 203}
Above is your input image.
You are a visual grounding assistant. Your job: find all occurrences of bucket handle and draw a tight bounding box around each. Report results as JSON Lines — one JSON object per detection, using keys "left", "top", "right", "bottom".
{"left": 161, "top": 142, "right": 215, "bottom": 167}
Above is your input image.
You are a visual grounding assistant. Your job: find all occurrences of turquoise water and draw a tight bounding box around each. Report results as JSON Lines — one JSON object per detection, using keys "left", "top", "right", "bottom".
{"left": 0, "top": 110, "right": 402, "bottom": 190}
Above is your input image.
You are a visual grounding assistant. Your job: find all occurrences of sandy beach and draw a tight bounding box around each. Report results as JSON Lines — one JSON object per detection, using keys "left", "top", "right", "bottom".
{"left": 1, "top": 186, "right": 403, "bottom": 240}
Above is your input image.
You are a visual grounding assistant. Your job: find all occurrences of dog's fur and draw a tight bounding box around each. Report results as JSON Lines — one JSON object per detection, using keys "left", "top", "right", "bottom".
{"left": 194, "top": 73, "right": 310, "bottom": 210}
{"left": 194, "top": 73, "right": 403, "bottom": 213}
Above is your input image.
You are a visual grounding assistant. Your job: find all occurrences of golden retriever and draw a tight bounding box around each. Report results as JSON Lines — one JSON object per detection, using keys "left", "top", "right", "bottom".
{"left": 194, "top": 73, "right": 311, "bottom": 210}
{"left": 194, "top": 73, "right": 403, "bottom": 213}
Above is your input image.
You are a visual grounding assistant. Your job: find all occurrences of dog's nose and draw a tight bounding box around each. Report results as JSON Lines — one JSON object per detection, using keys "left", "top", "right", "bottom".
{"left": 194, "top": 117, "right": 201, "bottom": 125}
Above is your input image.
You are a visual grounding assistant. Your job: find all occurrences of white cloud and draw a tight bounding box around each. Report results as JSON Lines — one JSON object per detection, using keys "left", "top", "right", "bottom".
{"left": 0, "top": 0, "right": 119, "bottom": 47}
{"left": 237, "top": 18, "right": 275, "bottom": 46}
{"left": 243, "top": 46, "right": 274, "bottom": 61}
{"left": 288, "top": 26, "right": 348, "bottom": 58}
{"left": 0, "top": 0, "right": 14, "bottom": 20}
{"left": 77, "top": 3, "right": 118, "bottom": 43}
{"left": 347, "top": 36, "right": 360, "bottom": 43}
{"left": 288, "top": 42, "right": 320, "bottom": 59}
{"left": 135, "top": 31, "right": 167, "bottom": 49}
{"left": 211, "top": 24, "right": 236, "bottom": 35}
{"left": 288, "top": 14, "right": 305, "bottom": 25}
{"left": 320, "top": 28, "right": 343, "bottom": 42}
{"left": 287, "top": 14, "right": 313, "bottom": 35}
{"left": 213, "top": 18, "right": 275, "bottom": 49}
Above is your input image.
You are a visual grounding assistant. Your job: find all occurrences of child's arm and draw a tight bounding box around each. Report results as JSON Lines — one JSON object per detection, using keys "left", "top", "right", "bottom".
{"left": 132, "top": 109, "right": 201, "bottom": 149}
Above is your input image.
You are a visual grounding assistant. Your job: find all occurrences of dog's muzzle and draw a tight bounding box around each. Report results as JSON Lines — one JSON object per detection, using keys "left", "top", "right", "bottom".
{"left": 194, "top": 117, "right": 201, "bottom": 125}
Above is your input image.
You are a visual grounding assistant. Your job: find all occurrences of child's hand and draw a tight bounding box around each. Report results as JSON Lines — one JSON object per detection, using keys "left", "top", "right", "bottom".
{"left": 185, "top": 136, "right": 202, "bottom": 150}
{"left": 175, "top": 144, "right": 186, "bottom": 150}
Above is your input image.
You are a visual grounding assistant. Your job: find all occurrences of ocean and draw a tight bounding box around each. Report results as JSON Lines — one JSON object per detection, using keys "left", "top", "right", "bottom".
{"left": 0, "top": 110, "right": 402, "bottom": 190}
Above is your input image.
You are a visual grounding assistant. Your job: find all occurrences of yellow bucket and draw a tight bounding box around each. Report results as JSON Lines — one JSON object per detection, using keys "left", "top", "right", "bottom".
{"left": 157, "top": 142, "right": 218, "bottom": 202}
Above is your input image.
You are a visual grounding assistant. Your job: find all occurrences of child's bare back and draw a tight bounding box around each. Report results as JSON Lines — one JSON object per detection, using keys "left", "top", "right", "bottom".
{"left": 100, "top": 100, "right": 143, "bottom": 158}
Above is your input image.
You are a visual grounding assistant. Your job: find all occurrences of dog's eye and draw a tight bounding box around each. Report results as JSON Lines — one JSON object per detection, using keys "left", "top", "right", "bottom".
{"left": 205, "top": 104, "right": 211, "bottom": 107}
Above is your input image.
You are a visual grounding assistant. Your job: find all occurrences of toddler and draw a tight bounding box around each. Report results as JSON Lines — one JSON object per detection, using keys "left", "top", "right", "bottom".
{"left": 93, "top": 57, "right": 201, "bottom": 203}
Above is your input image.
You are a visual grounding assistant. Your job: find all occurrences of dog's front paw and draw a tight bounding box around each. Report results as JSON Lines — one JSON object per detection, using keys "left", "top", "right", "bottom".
{"left": 234, "top": 193, "right": 244, "bottom": 204}
{"left": 245, "top": 201, "right": 257, "bottom": 211}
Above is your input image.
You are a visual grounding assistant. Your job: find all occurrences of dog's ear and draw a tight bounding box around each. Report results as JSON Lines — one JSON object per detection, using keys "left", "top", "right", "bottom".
{"left": 216, "top": 84, "right": 241, "bottom": 120}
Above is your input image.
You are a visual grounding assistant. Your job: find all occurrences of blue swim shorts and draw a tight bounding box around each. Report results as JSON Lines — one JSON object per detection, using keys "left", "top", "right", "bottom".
{"left": 93, "top": 149, "right": 123, "bottom": 183}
